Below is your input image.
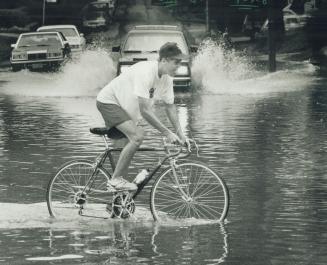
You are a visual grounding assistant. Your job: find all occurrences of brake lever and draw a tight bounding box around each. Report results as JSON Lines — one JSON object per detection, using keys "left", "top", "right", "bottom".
{"left": 187, "top": 139, "right": 200, "bottom": 157}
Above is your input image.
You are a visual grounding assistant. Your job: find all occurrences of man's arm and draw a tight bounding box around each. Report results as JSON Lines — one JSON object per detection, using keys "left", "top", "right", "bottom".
{"left": 164, "top": 103, "right": 186, "bottom": 143}
{"left": 138, "top": 97, "right": 181, "bottom": 143}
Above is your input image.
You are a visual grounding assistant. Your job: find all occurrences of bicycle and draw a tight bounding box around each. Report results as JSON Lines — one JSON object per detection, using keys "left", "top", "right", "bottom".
{"left": 46, "top": 127, "right": 230, "bottom": 222}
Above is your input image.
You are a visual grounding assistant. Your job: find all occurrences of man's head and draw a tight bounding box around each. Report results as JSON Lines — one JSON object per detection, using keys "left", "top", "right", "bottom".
{"left": 158, "top": 42, "right": 187, "bottom": 77}
{"left": 159, "top": 42, "right": 186, "bottom": 61}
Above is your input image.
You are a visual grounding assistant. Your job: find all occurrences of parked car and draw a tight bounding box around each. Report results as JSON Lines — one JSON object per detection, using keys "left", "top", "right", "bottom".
{"left": 82, "top": 10, "right": 111, "bottom": 31}
{"left": 258, "top": 4, "right": 310, "bottom": 37}
{"left": 37, "top": 25, "right": 86, "bottom": 58}
{"left": 283, "top": 4, "right": 311, "bottom": 25}
{"left": 88, "top": 0, "right": 117, "bottom": 18}
{"left": 112, "top": 25, "right": 197, "bottom": 89}
{"left": 10, "top": 32, "right": 71, "bottom": 71}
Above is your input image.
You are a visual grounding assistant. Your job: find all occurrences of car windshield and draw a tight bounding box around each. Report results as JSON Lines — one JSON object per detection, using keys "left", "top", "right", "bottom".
{"left": 123, "top": 32, "right": 188, "bottom": 54}
{"left": 85, "top": 11, "right": 104, "bottom": 20}
{"left": 40, "top": 28, "right": 78, "bottom": 37}
{"left": 18, "top": 34, "right": 61, "bottom": 47}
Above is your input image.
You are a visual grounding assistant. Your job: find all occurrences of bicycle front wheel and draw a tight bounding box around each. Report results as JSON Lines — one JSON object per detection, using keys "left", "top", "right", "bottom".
{"left": 46, "top": 160, "right": 111, "bottom": 218}
{"left": 150, "top": 162, "right": 229, "bottom": 222}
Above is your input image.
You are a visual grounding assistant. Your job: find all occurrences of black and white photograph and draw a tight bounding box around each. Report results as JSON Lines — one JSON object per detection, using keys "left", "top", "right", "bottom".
{"left": 0, "top": 0, "right": 326, "bottom": 264}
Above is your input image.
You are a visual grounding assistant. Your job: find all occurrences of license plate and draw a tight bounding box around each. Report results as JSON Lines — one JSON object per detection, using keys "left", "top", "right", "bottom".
{"left": 31, "top": 63, "right": 43, "bottom": 69}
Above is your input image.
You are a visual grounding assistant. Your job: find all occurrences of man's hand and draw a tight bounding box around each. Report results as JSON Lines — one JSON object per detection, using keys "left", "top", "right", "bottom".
{"left": 180, "top": 136, "right": 192, "bottom": 152}
{"left": 165, "top": 131, "right": 182, "bottom": 145}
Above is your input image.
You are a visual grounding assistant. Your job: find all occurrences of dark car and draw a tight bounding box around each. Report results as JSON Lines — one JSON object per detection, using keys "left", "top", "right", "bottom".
{"left": 82, "top": 10, "right": 111, "bottom": 31}
{"left": 112, "top": 25, "right": 197, "bottom": 89}
{"left": 10, "top": 32, "right": 71, "bottom": 71}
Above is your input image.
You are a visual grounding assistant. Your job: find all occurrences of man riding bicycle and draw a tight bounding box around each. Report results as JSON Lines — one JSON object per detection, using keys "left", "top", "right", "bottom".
{"left": 96, "top": 42, "right": 190, "bottom": 191}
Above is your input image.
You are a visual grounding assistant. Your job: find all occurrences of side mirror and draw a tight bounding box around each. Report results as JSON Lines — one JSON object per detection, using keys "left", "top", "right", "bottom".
{"left": 190, "top": 45, "right": 198, "bottom": 53}
{"left": 112, "top": 46, "right": 120, "bottom": 52}
{"left": 80, "top": 33, "right": 84, "bottom": 37}
{"left": 11, "top": 44, "right": 16, "bottom": 49}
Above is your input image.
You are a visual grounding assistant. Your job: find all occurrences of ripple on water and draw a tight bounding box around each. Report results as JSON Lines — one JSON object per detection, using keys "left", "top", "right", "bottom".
{"left": 26, "top": 254, "right": 84, "bottom": 261}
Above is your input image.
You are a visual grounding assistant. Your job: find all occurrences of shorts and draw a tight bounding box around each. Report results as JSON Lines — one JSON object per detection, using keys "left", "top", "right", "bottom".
{"left": 96, "top": 101, "right": 131, "bottom": 139}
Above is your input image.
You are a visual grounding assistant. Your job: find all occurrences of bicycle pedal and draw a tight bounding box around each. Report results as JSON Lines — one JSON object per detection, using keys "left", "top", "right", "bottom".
{"left": 107, "top": 186, "right": 117, "bottom": 193}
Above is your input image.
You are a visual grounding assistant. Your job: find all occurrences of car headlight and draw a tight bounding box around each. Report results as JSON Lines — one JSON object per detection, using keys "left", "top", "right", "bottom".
{"left": 70, "top": 45, "right": 80, "bottom": 49}
{"left": 175, "top": 65, "right": 189, "bottom": 75}
{"left": 47, "top": 52, "right": 63, "bottom": 58}
{"left": 119, "top": 64, "right": 131, "bottom": 74}
{"left": 12, "top": 53, "right": 27, "bottom": 60}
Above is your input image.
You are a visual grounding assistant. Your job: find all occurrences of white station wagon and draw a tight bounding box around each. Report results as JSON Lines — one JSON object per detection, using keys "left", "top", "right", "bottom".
{"left": 37, "top": 25, "right": 86, "bottom": 58}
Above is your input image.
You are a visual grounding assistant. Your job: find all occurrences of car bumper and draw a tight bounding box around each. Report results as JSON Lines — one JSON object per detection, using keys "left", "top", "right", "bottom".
{"left": 10, "top": 58, "right": 66, "bottom": 69}
{"left": 173, "top": 77, "right": 191, "bottom": 89}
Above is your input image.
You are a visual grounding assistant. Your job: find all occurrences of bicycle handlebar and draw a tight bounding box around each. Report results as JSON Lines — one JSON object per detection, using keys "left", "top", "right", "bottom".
{"left": 162, "top": 138, "right": 199, "bottom": 160}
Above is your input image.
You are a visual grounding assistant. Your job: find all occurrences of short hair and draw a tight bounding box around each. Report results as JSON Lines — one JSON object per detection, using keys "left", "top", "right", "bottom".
{"left": 159, "top": 42, "right": 183, "bottom": 61}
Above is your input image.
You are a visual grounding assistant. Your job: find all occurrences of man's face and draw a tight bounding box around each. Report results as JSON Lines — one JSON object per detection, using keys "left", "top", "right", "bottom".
{"left": 163, "top": 58, "right": 182, "bottom": 77}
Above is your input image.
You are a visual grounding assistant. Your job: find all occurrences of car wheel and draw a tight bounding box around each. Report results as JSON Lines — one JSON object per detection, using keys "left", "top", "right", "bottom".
{"left": 11, "top": 65, "right": 22, "bottom": 72}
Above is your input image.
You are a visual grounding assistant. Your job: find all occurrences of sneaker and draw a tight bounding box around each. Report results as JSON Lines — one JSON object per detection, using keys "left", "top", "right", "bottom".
{"left": 107, "top": 177, "right": 137, "bottom": 191}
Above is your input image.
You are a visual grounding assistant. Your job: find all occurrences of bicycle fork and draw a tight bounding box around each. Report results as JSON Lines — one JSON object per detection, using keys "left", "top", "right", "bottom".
{"left": 169, "top": 158, "right": 192, "bottom": 202}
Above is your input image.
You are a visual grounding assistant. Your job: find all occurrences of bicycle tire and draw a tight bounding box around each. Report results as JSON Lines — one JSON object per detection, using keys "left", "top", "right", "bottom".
{"left": 150, "top": 162, "right": 229, "bottom": 222}
{"left": 46, "top": 160, "right": 111, "bottom": 218}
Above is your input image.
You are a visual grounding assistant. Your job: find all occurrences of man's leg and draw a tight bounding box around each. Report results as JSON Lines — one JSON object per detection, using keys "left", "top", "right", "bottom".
{"left": 111, "top": 120, "right": 144, "bottom": 180}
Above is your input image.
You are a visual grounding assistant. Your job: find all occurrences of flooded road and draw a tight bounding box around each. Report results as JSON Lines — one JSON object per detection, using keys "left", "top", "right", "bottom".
{"left": 0, "top": 44, "right": 326, "bottom": 264}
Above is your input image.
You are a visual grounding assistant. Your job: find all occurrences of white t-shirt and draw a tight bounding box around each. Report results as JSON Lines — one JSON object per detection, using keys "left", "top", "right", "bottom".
{"left": 97, "top": 60, "right": 174, "bottom": 122}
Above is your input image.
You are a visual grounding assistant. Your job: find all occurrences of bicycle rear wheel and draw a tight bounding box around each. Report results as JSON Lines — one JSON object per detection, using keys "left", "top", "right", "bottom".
{"left": 46, "top": 160, "right": 111, "bottom": 218}
{"left": 150, "top": 162, "right": 229, "bottom": 222}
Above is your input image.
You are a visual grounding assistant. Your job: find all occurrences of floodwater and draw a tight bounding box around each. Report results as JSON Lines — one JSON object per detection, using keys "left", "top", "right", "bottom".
{"left": 0, "top": 43, "right": 326, "bottom": 264}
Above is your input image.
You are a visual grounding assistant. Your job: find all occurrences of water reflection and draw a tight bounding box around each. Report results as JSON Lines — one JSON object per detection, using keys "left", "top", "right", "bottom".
{"left": 0, "top": 222, "right": 229, "bottom": 264}
{"left": 151, "top": 223, "right": 229, "bottom": 264}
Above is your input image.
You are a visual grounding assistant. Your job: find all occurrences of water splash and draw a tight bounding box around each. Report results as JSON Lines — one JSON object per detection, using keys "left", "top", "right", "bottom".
{"left": 191, "top": 38, "right": 317, "bottom": 95}
{"left": 192, "top": 38, "right": 257, "bottom": 91}
{"left": 0, "top": 48, "right": 116, "bottom": 97}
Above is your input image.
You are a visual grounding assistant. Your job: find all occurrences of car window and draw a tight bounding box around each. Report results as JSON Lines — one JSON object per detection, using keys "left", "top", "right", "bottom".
{"left": 57, "top": 32, "right": 67, "bottom": 41}
{"left": 90, "top": 2, "right": 108, "bottom": 10}
{"left": 285, "top": 17, "right": 299, "bottom": 24}
{"left": 48, "top": 28, "right": 78, "bottom": 37}
{"left": 123, "top": 32, "right": 188, "bottom": 54}
{"left": 18, "top": 34, "right": 61, "bottom": 47}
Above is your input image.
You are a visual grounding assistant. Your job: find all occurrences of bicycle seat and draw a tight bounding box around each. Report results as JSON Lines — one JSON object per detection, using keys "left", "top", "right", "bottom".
{"left": 90, "top": 127, "right": 126, "bottom": 139}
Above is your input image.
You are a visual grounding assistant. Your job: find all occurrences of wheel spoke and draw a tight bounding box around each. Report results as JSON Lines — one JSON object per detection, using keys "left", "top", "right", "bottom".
{"left": 192, "top": 201, "right": 222, "bottom": 218}
{"left": 193, "top": 184, "right": 222, "bottom": 199}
